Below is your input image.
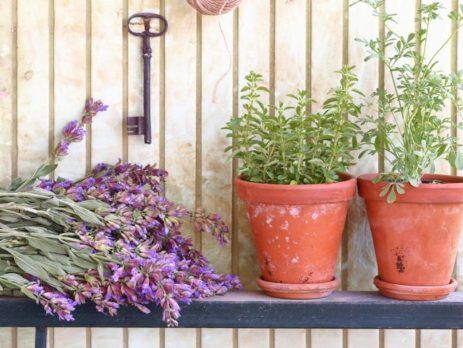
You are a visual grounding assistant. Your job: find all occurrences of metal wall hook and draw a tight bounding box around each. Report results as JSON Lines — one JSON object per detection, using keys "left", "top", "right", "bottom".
{"left": 127, "top": 12, "right": 168, "bottom": 144}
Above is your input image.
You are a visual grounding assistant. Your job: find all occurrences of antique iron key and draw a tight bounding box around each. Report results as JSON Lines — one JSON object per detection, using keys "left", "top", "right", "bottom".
{"left": 127, "top": 12, "right": 168, "bottom": 144}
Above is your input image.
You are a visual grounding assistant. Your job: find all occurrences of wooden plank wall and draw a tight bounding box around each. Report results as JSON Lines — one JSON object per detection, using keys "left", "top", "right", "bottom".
{"left": 0, "top": 0, "right": 461, "bottom": 347}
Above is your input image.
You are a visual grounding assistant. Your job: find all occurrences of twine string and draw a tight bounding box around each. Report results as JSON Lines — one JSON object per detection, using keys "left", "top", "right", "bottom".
{"left": 186, "top": 0, "right": 241, "bottom": 103}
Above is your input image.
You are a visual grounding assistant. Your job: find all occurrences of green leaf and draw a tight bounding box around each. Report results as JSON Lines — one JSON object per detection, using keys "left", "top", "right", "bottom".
{"left": 0, "top": 273, "right": 30, "bottom": 286}
{"left": 35, "top": 164, "right": 58, "bottom": 178}
{"left": 409, "top": 178, "right": 421, "bottom": 188}
{"left": 77, "top": 200, "right": 110, "bottom": 211}
{"left": 379, "top": 183, "right": 391, "bottom": 197}
{"left": 29, "top": 255, "right": 67, "bottom": 277}
{"left": 455, "top": 152, "right": 463, "bottom": 170}
{"left": 396, "top": 184, "right": 405, "bottom": 195}
{"left": 4, "top": 248, "right": 50, "bottom": 280}
{"left": 26, "top": 236, "right": 68, "bottom": 255}
{"left": 386, "top": 189, "right": 396, "bottom": 204}
{"left": 69, "top": 250, "right": 97, "bottom": 270}
{"left": 372, "top": 175, "right": 382, "bottom": 184}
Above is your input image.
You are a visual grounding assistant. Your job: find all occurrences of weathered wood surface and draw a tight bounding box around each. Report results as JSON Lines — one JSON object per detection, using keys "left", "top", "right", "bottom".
{"left": 0, "top": 0, "right": 462, "bottom": 347}
{"left": 346, "top": 1, "right": 379, "bottom": 348}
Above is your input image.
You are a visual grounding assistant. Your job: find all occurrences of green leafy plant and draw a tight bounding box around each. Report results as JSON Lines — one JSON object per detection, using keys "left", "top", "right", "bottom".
{"left": 223, "top": 67, "right": 363, "bottom": 185}
{"left": 356, "top": 0, "right": 463, "bottom": 202}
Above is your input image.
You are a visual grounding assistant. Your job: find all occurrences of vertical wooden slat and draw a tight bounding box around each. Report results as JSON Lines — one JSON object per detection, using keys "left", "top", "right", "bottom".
{"left": 236, "top": 0, "right": 271, "bottom": 346}
{"left": 90, "top": 328, "right": 123, "bottom": 348}
{"left": 384, "top": 330, "right": 415, "bottom": 348}
{"left": 53, "top": 1, "right": 88, "bottom": 345}
{"left": 274, "top": 330, "right": 305, "bottom": 348}
{"left": 236, "top": 0, "right": 270, "bottom": 292}
{"left": 54, "top": 0, "right": 87, "bottom": 179}
{"left": 274, "top": 0, "right": 306, "bottom": 100}
{"left": 310, "top": 1, "right": 344, "bottom": 346}
{"left": 0, "top": 328, "right": 13, "bottom": 348}
{"left": 347, "top": 1, "right": 379, "bottom": 347}
{"left": 53, "top": 328, "right": 86, "bottom": 348}
{"left": 346, "top": 0, "right": 379, "bottom": 293}
{"left": 16, "top": 0, "right": 49, "bottom": 345}
{"left": 381, "top": 1, "right": 417, "bottom": 346}
{"left": 90, "top": 0, "right": 124, "bottom": 167}
{"left": 17, "top": 328, "right": 34, "bottom": 348}
{"left": 163, "top": 1, "right": 197, "bottom": 347}
{"left": 201, "top": 329, "right": 233, "bottom": 348}
{"left": 128, "top": 328, "right": 160, "bottom": 348}
{"left": 164, "top": 0, "right": 196, "bottom": 232}
{"left": 273, "top": 1, "right": 307, "bottom": 345}
{"left": 311, "top": 329, "right": 342, "bottom": 348}
{"left": 17, "top": 0, "right": 49, "bottom": 177}
{"left": 0, "top": 0, "right": 14, "bottom": 340}
{"left": 238, "top": 329, "right": 270, "bottom": 348}
{"left": 164, "top": 329, "right": 196, "bottom": 348}
{"left": 199, "top": 7, "right": 235, "bottom": 348}
{"left": 127, "top": 0, "right": 160, "bottom": 165}
{"left": 200, "top": 7, "right": 233, "bottom": 284}
{"left": 421, "top": 1, "right": 453, "bottom": 346}
{"left": 90, "top": 0, "right": 124, "bottom": 346}
{"left": 457, "top": 0, "right": 463, "bottom": 346}
{"left": 0, "top": 0, "right": 14, "bottom": 189}
{"left": 126, "top": 0, "right": 161, "bottom": 345}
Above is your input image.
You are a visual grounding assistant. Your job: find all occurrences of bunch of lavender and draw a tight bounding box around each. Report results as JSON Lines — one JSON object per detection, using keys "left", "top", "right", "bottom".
{"left": 0, "top": 98, "right": 240, "bottom": 326}
{"left": 39, "top": 162, "right": 240, "bottom": 325}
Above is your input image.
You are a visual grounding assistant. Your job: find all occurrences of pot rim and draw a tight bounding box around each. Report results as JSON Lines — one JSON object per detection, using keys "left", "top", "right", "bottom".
{"left": 236, "top": 172, "right": 355, "bottom": 190}
{"left": 358, "top": 173, "right": 463, "bottom": 203}
{"left": 235, "top": 173, "right": 357, "bottom": 204}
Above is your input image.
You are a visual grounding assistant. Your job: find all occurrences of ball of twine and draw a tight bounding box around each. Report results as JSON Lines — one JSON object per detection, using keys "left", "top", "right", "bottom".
{"left": 186, "top": 0, "right": 242, "bottom": 16}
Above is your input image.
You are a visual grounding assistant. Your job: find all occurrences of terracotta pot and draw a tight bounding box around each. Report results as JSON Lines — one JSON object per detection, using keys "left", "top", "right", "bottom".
{"left": 236, "top": 174, "right": 356, "bottom": 299}
{"left": 358, "top": 173, "right": 463, "bottom": 300}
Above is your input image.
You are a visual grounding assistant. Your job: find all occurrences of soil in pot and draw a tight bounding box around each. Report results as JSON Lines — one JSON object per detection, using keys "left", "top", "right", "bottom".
{"left": 236, "top": 174, "right": 356, "bottom": 299}
{"left": 358, "top": 173, "right": 463, "bottom": 300}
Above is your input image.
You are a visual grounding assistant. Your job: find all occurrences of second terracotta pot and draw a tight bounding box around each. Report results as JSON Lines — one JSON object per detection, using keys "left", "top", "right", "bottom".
{"left": 236, "top": 174, "right": 356, "bottom": 299}
{"left": 358, "top": 173, "right": 463, "bottom": 300}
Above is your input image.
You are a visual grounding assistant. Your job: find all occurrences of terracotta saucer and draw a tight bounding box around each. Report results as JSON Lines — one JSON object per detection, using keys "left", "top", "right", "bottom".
{"left": 256, "top": 276, "right": 339, "bottom": 300}
{"left": 374, "top": 276, "right": 457, "bottom": 301}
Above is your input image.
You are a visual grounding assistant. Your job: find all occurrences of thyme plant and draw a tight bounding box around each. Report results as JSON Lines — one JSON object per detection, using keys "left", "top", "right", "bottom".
{"left": 224, "top": 67, "right": 363, "bottom": 185}
{"left": 356, "top": 1, "right": 463, "bottom": 202}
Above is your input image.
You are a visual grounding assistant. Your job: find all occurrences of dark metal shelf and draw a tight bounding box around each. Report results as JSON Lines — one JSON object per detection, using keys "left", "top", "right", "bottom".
{"left": 4, "top": 291, "right": 463, "bottom": 348}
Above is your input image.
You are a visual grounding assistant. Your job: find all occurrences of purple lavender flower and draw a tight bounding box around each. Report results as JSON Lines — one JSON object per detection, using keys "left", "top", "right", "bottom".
{"left": 27, "top": 282, "right": 44, "bottom": 296}
{"left": 63, "top": 120, "right": 86, "bottom": 142}
{"left": 54, "top": 140, "right": 70, "bottom": 157}
{"left": 82, "top": 98, "right": 109, "bottom": 124}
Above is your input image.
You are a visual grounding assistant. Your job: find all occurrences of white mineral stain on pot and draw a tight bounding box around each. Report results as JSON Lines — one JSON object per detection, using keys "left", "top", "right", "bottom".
{"left": 266, "top": 215, "right": 274, "bottom": 226}
{"left": 285, "top": 236, "right": 290, "bottom": 243}
{"left": 252, "top": 203, "right": 266, "bottom": 217}
{"left": 280, "top": 221, "right": 289, "bottom": 230}
{"left": 311, "top": 211, "right": 319, "bottom": 220}
{"left": 291, "top": 256, "right": 300, "bottom": 264}
{"left": 289, "top": 206, "right": 301, "bottom": 217}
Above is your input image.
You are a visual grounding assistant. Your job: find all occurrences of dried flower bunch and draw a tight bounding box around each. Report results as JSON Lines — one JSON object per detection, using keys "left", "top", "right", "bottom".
{"left": 223, "top": 68, "right": 363, "bottom": 185}
{"left": 0, "top": 100, "right": 240, "bottom": 326}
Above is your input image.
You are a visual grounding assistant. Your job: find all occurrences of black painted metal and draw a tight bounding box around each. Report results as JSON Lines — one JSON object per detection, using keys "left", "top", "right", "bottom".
{"left": 2, "top": 291, "right": 463, "bottom": 331}
{"left": 127, "top": 12, "right": 168, "bottom": 144}
{"left": 35, "top": 327, "right": 47, "bottom": 348}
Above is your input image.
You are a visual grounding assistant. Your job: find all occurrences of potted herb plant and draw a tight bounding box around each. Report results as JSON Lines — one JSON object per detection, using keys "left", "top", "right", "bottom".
{"left": 357, "top": 1, "right": 463, "bottom": 300}
{"left": 224, "top": 68, "right": 362, "bottom": 299}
